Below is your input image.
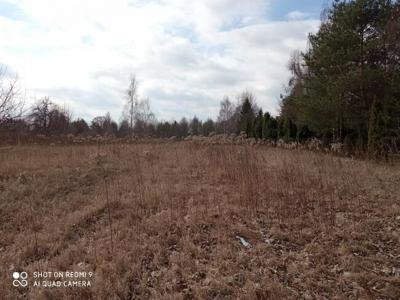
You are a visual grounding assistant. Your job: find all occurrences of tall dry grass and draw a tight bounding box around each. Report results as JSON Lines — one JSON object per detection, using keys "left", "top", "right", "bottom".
{"left": 0, "top": 143, "right": 399, "bottom": 299}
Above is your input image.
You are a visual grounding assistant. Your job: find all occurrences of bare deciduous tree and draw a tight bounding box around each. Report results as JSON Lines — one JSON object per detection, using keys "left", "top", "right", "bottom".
{"left": 133, "top": 98, "right": 156, "bottom": 136}
{"left": 288, "top": 50, "right": 305, "bottom": 87}
{"left": 123, "top": 75, "right": 139, "bottom": 133}
{"left": 137, "top": 97, "right": 155, "bottom": 124}
{"left": 218, "top": 96, "right": 235, "bottom": 134}
{"left": 29, "top": 97, "right": 71, "bottom": 135}
{"left": 30, "top": 97, "right": 52, "bottom": 134}
{"left": 122, "top": 75, "right": 156, "bottom": 136}
{"left": 0, "top": 65, "right": 24, "bottom": 124}
{"left": 91, "top": 112, "right": 117, "bottom": 136}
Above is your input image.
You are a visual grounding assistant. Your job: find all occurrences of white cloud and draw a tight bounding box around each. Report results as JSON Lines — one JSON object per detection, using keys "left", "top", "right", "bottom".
{"left": 0, "top": 0, "right": 320, "bottom": 121}
{"left": 286, "top": 10, "right": 311, "bottom": 21}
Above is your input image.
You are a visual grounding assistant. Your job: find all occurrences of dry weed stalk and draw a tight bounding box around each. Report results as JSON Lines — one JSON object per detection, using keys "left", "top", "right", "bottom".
{"left": 103, "top": 175, "right": 114, "bottom": 255}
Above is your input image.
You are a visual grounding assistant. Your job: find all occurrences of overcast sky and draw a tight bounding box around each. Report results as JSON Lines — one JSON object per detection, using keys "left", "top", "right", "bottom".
{"left": 0, "top": 0, "right": 327, "bottom": 122}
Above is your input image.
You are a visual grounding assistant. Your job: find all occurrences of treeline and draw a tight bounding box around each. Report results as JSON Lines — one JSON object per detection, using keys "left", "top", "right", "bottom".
{"left": 0, "top": 67, "right": 289, "bottom": 142}
{"left": 0, "top": 89, "right": 276, "bottom": 141}
{"left": 0, "top": 85, "right": 294, "bottom": 143}
{"left": 280, "top": 0, "right": 400, "bottom": 156}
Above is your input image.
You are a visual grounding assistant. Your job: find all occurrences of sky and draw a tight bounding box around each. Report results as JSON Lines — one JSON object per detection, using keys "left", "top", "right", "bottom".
{"left": 0, "top": 0, "right": 327, "bottom": 122}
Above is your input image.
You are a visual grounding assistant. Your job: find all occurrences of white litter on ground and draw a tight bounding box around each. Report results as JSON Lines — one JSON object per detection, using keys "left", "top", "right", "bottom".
{"left": 236, "top": 235, "right": 251, "bottom": 248}
{"left": 265, "top": 238, "right": 274, "bottom": 245}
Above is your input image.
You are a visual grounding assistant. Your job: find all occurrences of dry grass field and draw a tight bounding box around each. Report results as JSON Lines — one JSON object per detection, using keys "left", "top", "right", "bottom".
{"left": 0, "top": 142, "right": 399, "bottom": 299}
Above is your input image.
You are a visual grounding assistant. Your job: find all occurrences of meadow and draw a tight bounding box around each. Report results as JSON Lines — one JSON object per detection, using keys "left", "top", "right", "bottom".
{"left": 0, "top": 142, "right": 399, "bottom": 299}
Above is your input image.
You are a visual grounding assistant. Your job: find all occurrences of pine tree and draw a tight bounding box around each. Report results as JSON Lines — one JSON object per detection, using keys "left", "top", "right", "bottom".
{"left": 253, "top": 109, "right": 263, "bottom": 139}
{"left": 297, "top": 125, "right": 312, "bottom": 142}
{"left": 368, "top": 98, "right": 386, "bottom": 157}
{"left": 280, "top": 0, "right": 398, "bottom": 150}
{"left": 239, "top": 98, "right": 254, "bottom": 137}
{"left": 262, "top": 112, "right": 271, "bottom": 140}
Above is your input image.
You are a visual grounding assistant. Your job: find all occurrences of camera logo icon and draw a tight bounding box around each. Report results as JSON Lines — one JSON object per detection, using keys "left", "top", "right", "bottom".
{"left": 12, "top": 272, "right": 28, "bottom": 287}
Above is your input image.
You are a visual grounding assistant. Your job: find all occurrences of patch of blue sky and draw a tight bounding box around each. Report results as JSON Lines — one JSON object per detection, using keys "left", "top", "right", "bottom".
{"left": 267, "top": 0, "right": 331, "bottom": 21}
{"left": 219, "top": 16, "right": 251, "bottom": 32}
{"left": 0, "top": 1, "right": 27, "bottom": 21}
{"left": 163, "top": 25, "right": 198, "bottom": 44}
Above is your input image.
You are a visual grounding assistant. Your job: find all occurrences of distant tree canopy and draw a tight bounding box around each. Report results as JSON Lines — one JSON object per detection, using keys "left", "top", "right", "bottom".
{"left": 280, "top": 0, "right": 400, "bottom": 154}
{"left": 70, "top": 118, "right": 90, "bottom": 136}
{"left": 91, "top": 113, "right": 118, "bottom": 136}
{"left": 29, "top": 97, "right": 71, "bottom": 135}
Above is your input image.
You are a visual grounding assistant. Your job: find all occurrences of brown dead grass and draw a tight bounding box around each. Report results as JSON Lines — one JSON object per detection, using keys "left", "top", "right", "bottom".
{"left": 0, "top": 143, "right": 399, "bottom": 299}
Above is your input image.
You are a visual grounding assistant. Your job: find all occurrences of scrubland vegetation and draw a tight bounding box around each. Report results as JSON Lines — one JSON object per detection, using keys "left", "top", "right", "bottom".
{"left": 1, "top": 0, "right": 400, "bottom": 299}
{"left": 1, "top": 142, "right": 399, "bottom": 299}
